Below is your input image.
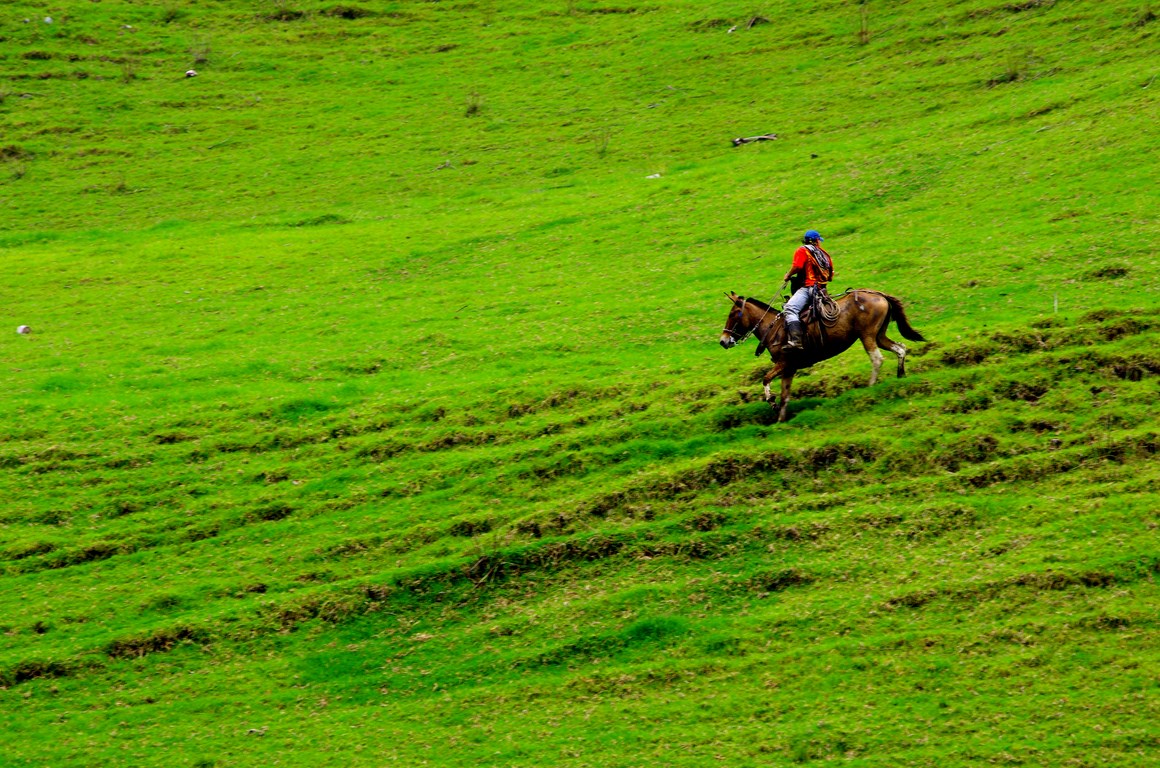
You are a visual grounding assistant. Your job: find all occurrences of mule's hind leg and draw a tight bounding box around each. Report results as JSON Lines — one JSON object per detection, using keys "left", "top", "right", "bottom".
{"left": 876, "top": 332, "right": 908, "bottom": 378}
{"left": 860, "top": 334, "right": 884, "bottom": 386}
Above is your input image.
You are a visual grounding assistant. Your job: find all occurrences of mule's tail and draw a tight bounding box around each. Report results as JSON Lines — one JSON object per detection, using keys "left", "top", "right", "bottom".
{"left": 884, "top": 294, "right": 927, "bottom": 341}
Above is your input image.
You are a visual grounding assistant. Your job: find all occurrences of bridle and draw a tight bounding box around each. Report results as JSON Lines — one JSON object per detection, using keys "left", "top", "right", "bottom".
{"left": 723, "top": 297, "right": 776, "bottom": 344}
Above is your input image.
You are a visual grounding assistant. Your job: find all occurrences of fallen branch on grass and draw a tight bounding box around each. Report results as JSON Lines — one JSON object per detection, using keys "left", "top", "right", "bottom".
{"left": 731, "top": 133, "right": 778, "bottom": 147}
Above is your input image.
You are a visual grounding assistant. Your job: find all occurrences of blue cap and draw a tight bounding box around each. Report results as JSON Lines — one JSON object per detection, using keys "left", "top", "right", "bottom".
{"left": 804, "top": 229, "right": 824, "bottom": 242}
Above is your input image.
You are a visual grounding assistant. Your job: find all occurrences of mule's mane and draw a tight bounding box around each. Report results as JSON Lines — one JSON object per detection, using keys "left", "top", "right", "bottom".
{"left": 740, "top": 296, "right": 777, "bottom": 312}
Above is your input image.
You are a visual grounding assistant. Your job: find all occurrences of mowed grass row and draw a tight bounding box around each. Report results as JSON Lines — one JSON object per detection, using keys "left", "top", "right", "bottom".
{"left": 1, "top": 308, "right": 1156, "bottom": 698}
{"left": 1, "top": 0, "right": 1158, "bottom": 766}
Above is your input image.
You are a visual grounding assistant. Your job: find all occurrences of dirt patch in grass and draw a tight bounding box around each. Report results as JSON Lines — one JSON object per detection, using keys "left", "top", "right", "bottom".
{"left": 793, "top": 374, "right": 865, "bottom": 399}
{"left": 685, "top": 511, "right": 727, "bottom": 532}
{"left": 968, "top": 0, "right": 1056, "bottom": 19}
{"left": 899, "top": 504, "right": 978, "bottom": 539}
{"left": 853, "top": 512, "right": 905, "bottom": 530}
{"left": 942, "top": 390, "right": 991, "bottom": 414}
{"left": 519, "top": 453, "right": 587, "bottom": 481}
{"left": 756, "top": 519, "right": 830, "bottom": 545}
{"left": 462, "top": 535, "right": 631, "bottom": 585}
{"left": 0, "top": 659, "right": 77, "bottom": 686}
{"left": 1107, "top": 354, "right": 1160, "bottom": 381}
{"left": 323, "top": 5, "right": 373, "bottom": 19}
{"left": 152, "top": 431, "right": 198, "bottom": 444}
{"left": 1129, "top": 8, "right": 1157, "bottom": 27}
{"left": 245, "top": 504, "right": 294, "bottom": 523}
{"left": 931, "top": 435, "right": 1001, "bottom": 472}
{"left": 638, "top": 537, "right": 728, "bottom": 561}
{"left": 419, "top": 431, "right": 496, "bottom": 452}
{"left": 582, "top": 6, "right": 656, "bottom": 15}
{"left": 505, "top": 388, "right": 593, "bottom": 419}
{"left": 265, "top": 593, "right": 370, "bottom": 630}
{"left": 515, "top": 519, "right": 544, "bottom": 538}
{"left": 748, "top": 568, "right": 815, "bottom": 593}
{"left": 1099, "top": 316, "right": 1150, "bottom": 341}
{"left": 357, "top": 440, "right": 407, "bottom": 462}
{"left": 1076, "top": 614, "right": 1135, "bottom": 630}
{"left": 265, "top": 8, "right": 306, "bottom": 22}
{"left": 990, "top": 329, "right": 1050, "bottom": 353}
{"left": 255, "top": 469, "right": 290, "bottom": 484}
{"left": 961, "top": 432, "right": 1158, "bottom": 487}
{"left": 940, "top": 344, "right": 990, "bottom": 366}
{"left": 994, "top": 377, "right": 1050, "bottom": 401}
{"left": 690, "top": 18, "right": 731, "bottom": 31}
{"left": 883, "top": 564, "right": 1130, "bottom": 610}
{"left": 1085, "top": 265, "right": 1129, "bottom": 280}
{"left": 448, "top": 518, "right": 493, "bottom": 537}
{"left": 320, "top": 536, "right": 382, "bottom": 559}
{"left": 106, "top": 625, "right": 207, "bottom": 659}
{"left": 182, "top": 524, "right": 220, "bottom": 543}
{"left": 2, "top": 540, "right": 56, "bottom": 561}
{"left": 1013, "top": 569, "right": 1116, "bottom": 590}
{"left": 1, "top": 145, "right": 35, "bottom": 162}
{"left": 213, "top": 440, "right": 259, "bottom": 454}
{"left": 1008, "top": 418, "right": 1061, "bottom": 434}
{"left": 44, "top": 541, "right": 124, "bottom": 569}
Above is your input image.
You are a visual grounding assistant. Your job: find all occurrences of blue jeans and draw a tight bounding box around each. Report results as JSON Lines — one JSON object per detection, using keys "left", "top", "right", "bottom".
{"left": 783, "top": 286, "right": 815, "bottom": 324}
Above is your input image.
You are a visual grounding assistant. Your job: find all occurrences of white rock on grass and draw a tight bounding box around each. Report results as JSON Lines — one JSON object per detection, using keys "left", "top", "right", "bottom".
{"left": 17, "top": 325, "right": 31, "bottom": 334}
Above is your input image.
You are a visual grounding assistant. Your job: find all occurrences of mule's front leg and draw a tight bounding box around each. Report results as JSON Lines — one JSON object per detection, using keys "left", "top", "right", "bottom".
{"left": 762, "top": 368, "right": 778, "bottom": 404}
{"left": 777, "top": 373, "right": 795, "bottom": 423}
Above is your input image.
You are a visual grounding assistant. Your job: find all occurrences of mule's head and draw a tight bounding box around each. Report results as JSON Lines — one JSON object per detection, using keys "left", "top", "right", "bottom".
{"left": 719, "top": 292, "right": 744, "bottom": 349}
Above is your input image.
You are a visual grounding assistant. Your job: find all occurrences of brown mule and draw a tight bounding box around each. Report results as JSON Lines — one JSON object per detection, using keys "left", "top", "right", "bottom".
{"left": 719, "top": 290, "right": 927, "bottom": 422}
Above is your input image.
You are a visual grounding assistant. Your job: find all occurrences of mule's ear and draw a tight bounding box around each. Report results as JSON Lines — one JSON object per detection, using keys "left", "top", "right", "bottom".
{"left": 726, "top": 291, "right": 739, "bottom": 302}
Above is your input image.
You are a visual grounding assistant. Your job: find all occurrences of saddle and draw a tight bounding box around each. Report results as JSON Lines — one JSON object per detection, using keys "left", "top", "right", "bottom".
{"left": 791, "top": 284, "right": 839, "bottom": 352}
{"left": 799, "top": 284, "right": 832, "bottom": 327}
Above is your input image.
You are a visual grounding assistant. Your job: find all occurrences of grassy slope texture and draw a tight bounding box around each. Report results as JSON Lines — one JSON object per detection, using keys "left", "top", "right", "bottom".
{"left": 1, "top": 0, "right": 1157, "bottom": 766}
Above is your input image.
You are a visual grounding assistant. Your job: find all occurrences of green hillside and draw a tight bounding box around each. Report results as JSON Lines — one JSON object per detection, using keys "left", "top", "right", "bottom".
{"left": 1, "top": 1, "right": 1157, "bottom": 765}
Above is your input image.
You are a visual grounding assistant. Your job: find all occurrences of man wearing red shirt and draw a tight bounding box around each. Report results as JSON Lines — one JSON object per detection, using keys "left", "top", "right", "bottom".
{"left": 781, "top": 229, "right": 834, "bottom": 349}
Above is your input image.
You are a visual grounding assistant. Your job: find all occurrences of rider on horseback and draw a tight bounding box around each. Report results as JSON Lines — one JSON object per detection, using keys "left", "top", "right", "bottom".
{"left": 781, "top": 229, "right": 834, "bottom": 350}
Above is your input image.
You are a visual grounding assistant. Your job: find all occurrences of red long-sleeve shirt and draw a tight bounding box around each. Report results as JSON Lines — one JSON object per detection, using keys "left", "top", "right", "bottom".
{"left": 789, "top": 245, "right": 833, "bottom": 287}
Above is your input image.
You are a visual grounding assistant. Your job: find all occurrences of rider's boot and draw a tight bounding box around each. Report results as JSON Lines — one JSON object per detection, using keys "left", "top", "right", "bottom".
{"left": 784, "top": 320, "right": 805, "bottom": 350}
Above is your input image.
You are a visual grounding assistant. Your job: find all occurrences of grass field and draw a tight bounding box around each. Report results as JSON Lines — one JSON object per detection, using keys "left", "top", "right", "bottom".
{"left": 1, "top": 1, "right": 1158, "bottom": 766}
